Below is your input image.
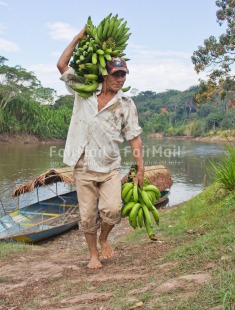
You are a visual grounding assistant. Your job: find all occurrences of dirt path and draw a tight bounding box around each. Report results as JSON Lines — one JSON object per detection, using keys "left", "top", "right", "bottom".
{"left": 0, "top": 218, "right": 212, "bottom": 310}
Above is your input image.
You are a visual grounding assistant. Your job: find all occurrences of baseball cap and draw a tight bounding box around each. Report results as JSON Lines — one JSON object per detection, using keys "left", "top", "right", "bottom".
{"left": 106, "top": 57, "right": 129, "bottom": 74}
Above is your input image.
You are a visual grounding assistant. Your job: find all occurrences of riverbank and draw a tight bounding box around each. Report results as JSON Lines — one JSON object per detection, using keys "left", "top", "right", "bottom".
{"left": 148, "top": 129, "right": 235, "bottom": 143}
{"left": 1, "top": 130, "right": 235, "bottom": 145}
{"left": 0, "top": 133, "right": 65, "bottom": 145}
{"left": 0, "top": 184, "right": 234, "bottom": 309}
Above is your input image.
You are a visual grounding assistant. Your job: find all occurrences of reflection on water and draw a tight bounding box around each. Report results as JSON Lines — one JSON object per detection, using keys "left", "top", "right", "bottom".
{"left": 0, "top": 138, "right": 224, "bottom": 213}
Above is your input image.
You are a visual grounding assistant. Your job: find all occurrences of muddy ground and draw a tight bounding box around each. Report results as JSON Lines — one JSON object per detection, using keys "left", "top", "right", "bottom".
{"left": 0, "top": 215, "right": 213, "bottom": 310}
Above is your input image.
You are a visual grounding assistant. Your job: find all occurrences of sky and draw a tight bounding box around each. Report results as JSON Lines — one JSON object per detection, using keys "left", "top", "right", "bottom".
{"left": 0, "top": 0, "right": 227, "bottom": 97}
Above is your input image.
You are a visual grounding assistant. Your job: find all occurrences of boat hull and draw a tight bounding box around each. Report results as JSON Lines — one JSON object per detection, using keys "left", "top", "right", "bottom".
{"left": 0, "top": 191, "right": 80, "bottom": 243}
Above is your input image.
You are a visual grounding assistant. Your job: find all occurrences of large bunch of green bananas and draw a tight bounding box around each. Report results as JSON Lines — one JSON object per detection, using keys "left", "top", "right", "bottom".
{"left": 121, "top": 178, "right": 161, "bottom": 241}
{"left": 69, "top": 13, "right": 131, "bottom": 98}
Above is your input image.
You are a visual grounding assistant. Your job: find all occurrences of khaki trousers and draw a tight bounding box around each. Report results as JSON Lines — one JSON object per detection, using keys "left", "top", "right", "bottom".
{"left": 73, "top": 156, "right": 122, "bottom": 234}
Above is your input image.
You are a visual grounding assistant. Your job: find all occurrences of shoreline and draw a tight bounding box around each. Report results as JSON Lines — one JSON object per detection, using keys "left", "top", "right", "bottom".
{"left": 0, "top": 133, "right": 65, "bottom": 145}
{"left": 0, "top": 131, "right": 234, "bottom": 145}
{"left": 147, "top": 130, "right": 235, "bottom": 143}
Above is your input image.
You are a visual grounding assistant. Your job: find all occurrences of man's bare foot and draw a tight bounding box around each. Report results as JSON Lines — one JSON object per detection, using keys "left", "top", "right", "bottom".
{"left": 99, "top": 238, "right": 114, "bottom": 259}
{"left": 87, "top": 257, "right": 102, "bottom": 269}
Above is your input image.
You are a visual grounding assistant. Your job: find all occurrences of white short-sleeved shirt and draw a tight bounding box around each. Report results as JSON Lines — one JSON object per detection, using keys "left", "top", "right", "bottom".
{"left": 60, "top": 67, "right": 142, "bottom": 172}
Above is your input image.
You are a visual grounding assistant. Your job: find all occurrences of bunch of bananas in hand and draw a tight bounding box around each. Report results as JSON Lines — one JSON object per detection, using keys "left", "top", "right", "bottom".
{"left": 69, "top": 13, "right": 131, "bottom": 98}
{"left": 121, "top": 178, "right": 161, "bottom": 241}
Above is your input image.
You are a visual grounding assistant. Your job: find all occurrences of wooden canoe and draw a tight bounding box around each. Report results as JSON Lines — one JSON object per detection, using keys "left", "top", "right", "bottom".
{"left": 2, "top": 165, "right": 172, "bottom": 243}
{"left": 0, "top": 191, "right": 79, "bottom": 243}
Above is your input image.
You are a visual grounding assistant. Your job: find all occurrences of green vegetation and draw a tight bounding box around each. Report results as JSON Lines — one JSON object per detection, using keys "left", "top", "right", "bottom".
{"left": 0, "top": 183, "right": 234, "bottom": 309}
{"left": 0, "top": 57, "right": 73, "bottom": 138}
{"left": 0, "top": 241, "right": 32, "bottom": 258}
{"left": 133, "top": 88, "right": 235, "bottom": 137}
{"left": 208, "top": 141, "right": 235, "bottom": 191}
{"left": 158, "top": 184, "right": 235, "bottom": 309}
{"left": 116, "top": 183, "right": 235, "bottom": 309}
{"left": 1, "top": 56, "right": 234, "bottom": 138}
{"left": 0, "top": 2, "right": 235, "bottom": 139}
{"left": 192, "top": 0, "right": 235, "bottom": 104}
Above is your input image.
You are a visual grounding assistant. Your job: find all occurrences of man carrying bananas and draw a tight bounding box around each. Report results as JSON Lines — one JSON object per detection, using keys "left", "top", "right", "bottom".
{"left": 57, "top": 27, "right": 144, "bottom": 269}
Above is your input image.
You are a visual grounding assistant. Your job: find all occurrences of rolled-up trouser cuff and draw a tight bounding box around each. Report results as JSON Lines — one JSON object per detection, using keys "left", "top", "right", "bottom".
{"left": 99, "top": 211, "right": 121, "bottom": 226}
{"left": 79, "top": 222, "right": 101, "bottom": 234}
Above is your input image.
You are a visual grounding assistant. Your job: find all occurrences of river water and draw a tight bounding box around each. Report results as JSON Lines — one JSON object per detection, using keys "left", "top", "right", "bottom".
{"left": 0, "top": 138, "right": 224, "bottom": 213}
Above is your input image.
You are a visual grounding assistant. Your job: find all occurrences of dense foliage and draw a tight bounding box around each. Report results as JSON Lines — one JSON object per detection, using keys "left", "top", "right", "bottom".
{"left": 192, "top": 0, "right": 235, "bottom": 104}
{"left": 0, "top": 58, "right": 234, "bottom": 139}
{"left": 133, "top": 88, "right": 235, "bottom": 137}
{"left": 0, "top": 57, "right": 73, "bottom": 138}
{"left": 208, "top": 140, "right": 235, "bottom": 191}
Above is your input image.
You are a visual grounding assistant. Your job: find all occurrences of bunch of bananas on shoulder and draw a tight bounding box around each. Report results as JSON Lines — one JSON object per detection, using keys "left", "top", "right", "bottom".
{"left": 69, "top": 13, "right": 131, "bottom": 98}
{"left": 121, "top": 178, "right": 161, "bottom": 241}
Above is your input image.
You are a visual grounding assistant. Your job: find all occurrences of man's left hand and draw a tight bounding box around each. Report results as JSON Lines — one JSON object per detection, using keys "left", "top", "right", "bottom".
{"left": 133, "top": 169, "right": 145, "bottom": 189}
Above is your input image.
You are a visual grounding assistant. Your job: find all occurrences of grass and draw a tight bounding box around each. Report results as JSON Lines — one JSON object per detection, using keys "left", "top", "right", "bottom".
{"left": 0, "top": 183, "right": 234, "bottom": 309}
{"left": 156, "top": 183, "right": 235, "bottom": 309}
{"left": 0, "top": 241, "right": 33, "bottom": 259}
{"left": 208, "top": 141, "right": 235, "bottom": 191}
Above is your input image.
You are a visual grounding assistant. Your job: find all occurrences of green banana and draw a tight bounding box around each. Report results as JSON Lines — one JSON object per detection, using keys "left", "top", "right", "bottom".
{"left": 82, "top": 63, "right": 99, "bottom": 74}
{"left": 85, "top": 23, "right": 92, "bottom": 37}
{"left": 116, "top": 33, "right": 131, "bottom": 46}
{"left": 140, "top": 189, "right": 154, "bottom": 209}
{"left": 91, "top": 53, "right": 98, "bottom": 64}
{"left": 129, "top": 203, "right": 141, "bottom": 229}
{"left": 80, "top": 55, "right": 85, "bottom": 61}
{"left": 141, "top": 203, "right": 152, "bottom": 228}
{"left": 121, "top": 182, "right": 132, "bottom": 191}
{"left": 115, "top": 44, "right": 128, "bottom": 51}
{"left": 121, "top": 86, "right": 131, "bottom": 92}
{"left": 110, "top": 18, "right": 119, "bottom": 38}
{"left": 98, "top": 64, "right": 108, "bottom": 76}
{"left": 71, "top": 14, "right": 132, "bottom": 99}
{"left": 96, "top": 21, "right": 104, "bottom": 41}
{"left": 115, "top": 21, "right": 127, "bottom": 39}
{"left": 96, "top": 49, "right": 105, "bottom": 55}
{"left": 104, "top": 53, "right": 112, "bottom": 61}
{"left": 106, "top": 16, "right": 115, "bottom": 38}
{"left": 121, "top": 182, "right": 134, "bottom": 200}
{"left": 84, "top": 74, "right": 98, "bottom": 80}
{"left": 72, "top": 81, "right": 98, "bottom": 93}
{"left": 144, "top": 218, "right": 158, "bottom": 241}
{"left": 102, "top": 20, "right": 110, "bottom": 39}
{"left": 144, "top": 178, "right": 151, "bottom": 185}
{"left": 146, "top": 191, "right": 156, "bottom": 205}
{"left": 124, "top": 188, "right": 133, "bottom": 203}
{"left": 122, "top": 57, "right": 130, "bottom": 61}
{"left": 112, "top": 17, "right": 123, "bottom": 37}
{"left": 70, "top": 75, "right": 86, "bottom": 83}
{"left": 99, "top": 54, "right": 106, "bottom": 68}
{"left": 137, "top": 207, "right": 144, "bottom": 228}
{"left": 133, "top": 184, "right": 139, "bottom": 203}
{"left": 70, "top": 85, "right": 93, "bottom": 98}
{"left": 121, "top": 201, "right": 135, "bottom": 218}
{"left": 150, "top": 207, "right": 160, "bottom": 226}
{"left": 143, "top": 185, "right": 161, "bottom": 200}
{"left": 120, "top": 27, "right": 130, "bottom": 37}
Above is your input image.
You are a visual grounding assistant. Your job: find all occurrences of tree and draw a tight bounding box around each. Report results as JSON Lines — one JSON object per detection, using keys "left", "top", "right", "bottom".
{"left": 0, "top": 56, "right": 56, "bottom": 109}
{"left": 0, "top": 59, "right": 41, "bottom": 109}
{"left": 192, "top": 0, "right": 235, "bottom": 104}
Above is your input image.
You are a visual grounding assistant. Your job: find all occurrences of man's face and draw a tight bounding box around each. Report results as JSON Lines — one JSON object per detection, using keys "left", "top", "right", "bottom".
{"left": 105, "top": 71, "right": 126, "bottom": 92}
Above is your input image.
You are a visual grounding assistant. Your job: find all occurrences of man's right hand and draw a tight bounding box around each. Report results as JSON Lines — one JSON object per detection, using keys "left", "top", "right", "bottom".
{"left": 57, "top": 26, "right": 87, "bottom": 74}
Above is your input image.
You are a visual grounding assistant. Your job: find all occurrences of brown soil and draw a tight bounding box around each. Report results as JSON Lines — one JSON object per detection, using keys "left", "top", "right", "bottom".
{"left": 0, "top": 133, "right": 64, "bottom": 145}
{"left": 0, "top": 217, "right": 212, "bottom": 310}
{"left": 148, "top": 130, "right": 235, "bottom": 143}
